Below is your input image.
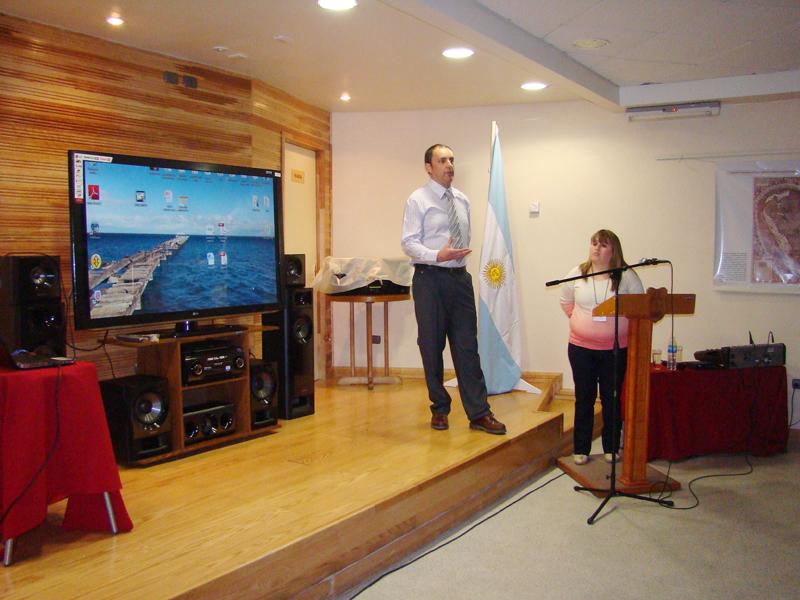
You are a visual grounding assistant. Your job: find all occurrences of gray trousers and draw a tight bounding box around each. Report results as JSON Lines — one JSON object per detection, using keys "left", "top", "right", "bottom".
{"left": 412, "top": 265, "right": 491, "bottom": 421}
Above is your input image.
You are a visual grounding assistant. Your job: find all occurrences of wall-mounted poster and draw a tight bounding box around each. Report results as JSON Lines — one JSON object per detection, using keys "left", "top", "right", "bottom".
{"left": 715, "top": 161, "right": 800, "bottom": 293}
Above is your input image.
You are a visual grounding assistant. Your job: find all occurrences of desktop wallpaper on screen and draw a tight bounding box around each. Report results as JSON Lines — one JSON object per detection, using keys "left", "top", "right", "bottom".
{"left": 75, "top": 154, "right": 280, "bottom": 322}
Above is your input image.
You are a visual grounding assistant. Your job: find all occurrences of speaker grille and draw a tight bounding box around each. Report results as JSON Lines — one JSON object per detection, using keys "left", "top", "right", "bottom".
{"left": 283, "top": 254, "right": 305, "bottom": 287}
{"left": 133, "top": 391, "right": 168, "bottom": 428}
{"left": 251, "top": 365, "right": 277, "bottom": 405}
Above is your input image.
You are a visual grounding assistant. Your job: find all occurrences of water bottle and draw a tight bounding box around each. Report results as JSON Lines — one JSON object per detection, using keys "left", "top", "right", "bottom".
{"left": 667, "top": 337, "right": 678, "bottom": 371}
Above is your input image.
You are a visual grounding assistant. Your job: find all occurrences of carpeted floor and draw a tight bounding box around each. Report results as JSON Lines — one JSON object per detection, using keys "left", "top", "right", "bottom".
{"left": 350, "top": 432, "right": 800, "bottom": 599}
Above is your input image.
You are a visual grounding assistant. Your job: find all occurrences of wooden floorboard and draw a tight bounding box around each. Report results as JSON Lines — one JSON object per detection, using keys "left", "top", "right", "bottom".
{"left": 2, "top": 375, "right": 572, "bottom": 599}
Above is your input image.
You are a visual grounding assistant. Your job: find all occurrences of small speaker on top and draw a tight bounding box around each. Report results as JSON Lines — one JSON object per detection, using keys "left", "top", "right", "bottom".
{"left": 0, "top": 255, "right": 61, "bottom": 304}
{"left": 283, "top": 254, "right": 305, "bottom": 288}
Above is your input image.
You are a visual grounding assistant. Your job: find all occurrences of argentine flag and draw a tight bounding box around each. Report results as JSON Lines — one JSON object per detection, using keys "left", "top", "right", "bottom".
{"left": 478, "top": 124, "right": 540, "bottom": 395}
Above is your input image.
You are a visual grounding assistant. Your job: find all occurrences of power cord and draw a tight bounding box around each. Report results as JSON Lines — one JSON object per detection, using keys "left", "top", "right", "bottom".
{"left": 653, "top": 453, "right": 754, "bottom": 511}
{"left": 349, "top": 471, "right": 566, "bottom": 599}
{"left": 101, "top": 334, "right": 118, "bottom": 379}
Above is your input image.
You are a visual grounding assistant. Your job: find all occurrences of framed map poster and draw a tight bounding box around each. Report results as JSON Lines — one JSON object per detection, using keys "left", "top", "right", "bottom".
{"left": 714, "top": 160, "right": 800, "bottom": 293}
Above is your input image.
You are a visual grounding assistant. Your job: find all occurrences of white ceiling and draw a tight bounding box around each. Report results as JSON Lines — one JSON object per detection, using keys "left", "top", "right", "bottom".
{"left": 1, "top": 0, "right": 798, "bottom": 112}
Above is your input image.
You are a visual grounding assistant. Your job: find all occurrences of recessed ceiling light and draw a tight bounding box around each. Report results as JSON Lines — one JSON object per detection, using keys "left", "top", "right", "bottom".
{"left": 442, "top": 47, "right": 474, "bottom": 59}
{"left": 340, "top": 92, "right": 351, "bottom": 102}
{"left": 573, "top": 38, "right": 609, "bottom": 49}
{"left": 318, "top": 0, "right": 357, "bottom": 10}
{"left": 521, "top": 81, "right": 548, "bottom": 91}
{"left": 212, "top": 45, "right": 229, "bottom": 53}
{"left": 273, "top": 33, "right": 294, "bottom": 44}
{"left": 228, "top": 52, "right": 248, "bottom": 60}
{"left": 106, "top": 14, "right": 124, "bottom": 27}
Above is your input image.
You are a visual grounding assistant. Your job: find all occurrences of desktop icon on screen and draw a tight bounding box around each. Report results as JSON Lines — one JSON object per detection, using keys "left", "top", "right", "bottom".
{"left": 88, "top": 184, "right": 100, "bottom": 201}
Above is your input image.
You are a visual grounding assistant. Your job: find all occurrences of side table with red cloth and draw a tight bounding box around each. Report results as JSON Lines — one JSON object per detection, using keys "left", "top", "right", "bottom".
{"left": 0, "top": 362, "right": 133, "bottom": 547}
{"left": 648, "top": 365, "right": 788, "bottom": 461}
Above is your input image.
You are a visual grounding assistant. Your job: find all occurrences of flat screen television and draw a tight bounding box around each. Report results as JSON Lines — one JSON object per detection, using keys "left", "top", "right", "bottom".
{"left": 68, "top": 150, "right": 283, "bottom": 331}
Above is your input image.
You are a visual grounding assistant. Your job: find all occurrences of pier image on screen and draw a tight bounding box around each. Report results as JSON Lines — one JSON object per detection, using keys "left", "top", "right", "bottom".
{"left": 81, "top": 160, "right": 279, "bottom": 320}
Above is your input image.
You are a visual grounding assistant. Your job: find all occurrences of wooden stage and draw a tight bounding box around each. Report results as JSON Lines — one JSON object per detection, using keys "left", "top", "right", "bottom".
{"left": 2, "top": 374, "right": 577, "bottom": 599}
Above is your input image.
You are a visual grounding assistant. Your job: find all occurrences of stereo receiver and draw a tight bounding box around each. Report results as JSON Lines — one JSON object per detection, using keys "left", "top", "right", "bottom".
{"left": 181, "top": 340, "right": 246, "bottom": 385}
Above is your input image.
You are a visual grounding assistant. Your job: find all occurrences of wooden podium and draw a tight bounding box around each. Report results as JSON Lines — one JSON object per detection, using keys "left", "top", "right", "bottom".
{"left": 559, "top": 287, "right": 695, "bottom": 495}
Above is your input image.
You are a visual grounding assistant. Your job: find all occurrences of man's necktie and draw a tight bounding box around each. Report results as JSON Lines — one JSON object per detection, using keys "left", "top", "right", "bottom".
{"left": 445, "top": 189, "right": 463, "bottom": 249}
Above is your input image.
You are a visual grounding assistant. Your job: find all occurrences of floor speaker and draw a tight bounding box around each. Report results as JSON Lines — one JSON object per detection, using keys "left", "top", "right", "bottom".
{"left": 100, "top": 374, "right": 172, "bottom": 464}
{"left": 262, "top": 287, "right": 314, "bottom": 419}
{"left": 0, "top": 255, "right": 66, "bottom": 356}
{"left": 283, "top": 253, "right": 305, "bottom": 288}
{"left": 250, "top": 358, "right": 279, "bottom": 428}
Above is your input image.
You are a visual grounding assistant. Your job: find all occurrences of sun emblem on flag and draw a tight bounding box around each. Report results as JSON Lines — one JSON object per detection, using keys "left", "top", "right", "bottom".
{"left": 482, "top": 260, "right": 506, "bottom": 289}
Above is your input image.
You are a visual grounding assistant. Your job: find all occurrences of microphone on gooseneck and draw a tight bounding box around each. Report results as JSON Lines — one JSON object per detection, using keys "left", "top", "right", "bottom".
{"left": 638, "top": 258, "right": 669, "bottom": 266}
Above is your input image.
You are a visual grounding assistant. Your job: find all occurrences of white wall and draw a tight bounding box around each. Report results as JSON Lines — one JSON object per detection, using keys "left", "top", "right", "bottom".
{"left": 330, "top": 98, "right": 800, "bottom": 401}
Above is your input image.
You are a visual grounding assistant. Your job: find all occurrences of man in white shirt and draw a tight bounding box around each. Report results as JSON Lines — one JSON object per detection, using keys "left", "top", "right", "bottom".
{"left": 400, "top": 144, "right": 506, "bottom": 435}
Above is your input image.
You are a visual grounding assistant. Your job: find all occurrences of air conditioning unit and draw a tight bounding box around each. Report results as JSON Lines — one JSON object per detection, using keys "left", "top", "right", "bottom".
{"left": 626, "top": 101, "right": 721, "bottom": 122}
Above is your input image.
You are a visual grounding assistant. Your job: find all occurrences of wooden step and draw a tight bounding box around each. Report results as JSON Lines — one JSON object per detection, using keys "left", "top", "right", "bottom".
{"left": 2, "top": 375, "right": 571, "bottom": 599}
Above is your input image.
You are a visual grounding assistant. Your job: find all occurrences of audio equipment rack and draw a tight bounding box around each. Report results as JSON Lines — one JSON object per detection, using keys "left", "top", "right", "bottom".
{"left": 106, "top": 325, "right": 279, "bottom": 465}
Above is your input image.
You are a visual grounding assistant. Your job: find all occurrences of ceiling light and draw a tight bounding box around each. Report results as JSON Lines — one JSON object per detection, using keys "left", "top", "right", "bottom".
{"left": 273, "top": 34, "right": 294, "bottom": 44}
{"left": 318, "top": 0, "right": 357, "bottom": 10}
{"left": 521, "top": 81, "right": 548, "bottom": 91}
{"left": 442, "top": 47, "right": 474, "bottom": 59}
{"left": 212, "top": 45, "right": 228, "bottom": 53}
{"left": 106, "top": 14, "right": 124, "bottom": 27}
{"left": 573, "top": 38, "right": 609, "bottom": 49}
{"left": 340, "top": 92, "right": 351, "bottom": 102}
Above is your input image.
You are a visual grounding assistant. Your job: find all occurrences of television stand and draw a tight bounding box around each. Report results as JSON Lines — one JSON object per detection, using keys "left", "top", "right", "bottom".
{"left": 105, "top": 325, "right": 279, "bottom": 465}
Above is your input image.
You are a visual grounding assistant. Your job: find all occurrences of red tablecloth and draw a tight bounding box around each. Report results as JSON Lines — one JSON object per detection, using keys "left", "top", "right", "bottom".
{"left": 648, "top": 365, "right": 788, "bottom": 461}
{"left": 0, "top": 362, "right": 133, "bottom": 543}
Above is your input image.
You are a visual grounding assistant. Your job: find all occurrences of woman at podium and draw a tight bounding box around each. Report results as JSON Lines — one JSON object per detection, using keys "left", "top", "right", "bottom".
{"left": 559, "top": 230, "right": 643, "bottom": 466}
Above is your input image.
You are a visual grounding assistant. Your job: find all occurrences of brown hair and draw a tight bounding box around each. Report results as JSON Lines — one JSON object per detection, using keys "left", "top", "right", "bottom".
{"left": 579, "top": 229, "right": 628, "bottom": 291}
{"left": 424, "top": 144, "right": 452, "bottom": 165}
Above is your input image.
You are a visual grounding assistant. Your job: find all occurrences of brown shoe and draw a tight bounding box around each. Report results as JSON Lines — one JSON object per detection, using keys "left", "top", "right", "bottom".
{"left": 431, "top": 413, "right": 449, "bottom": 430}
{"left": 469, "top": 413, "right": 506, "bottom": 435}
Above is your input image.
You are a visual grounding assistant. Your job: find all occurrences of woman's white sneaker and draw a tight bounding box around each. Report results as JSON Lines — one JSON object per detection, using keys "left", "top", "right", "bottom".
{"left": 573, "top": 454, "right": 589, "bottom": 465}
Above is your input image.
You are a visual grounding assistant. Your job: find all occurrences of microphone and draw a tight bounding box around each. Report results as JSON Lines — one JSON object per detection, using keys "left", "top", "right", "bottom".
{"left": 638, "top": 258, "right": 669, "bottom": 266}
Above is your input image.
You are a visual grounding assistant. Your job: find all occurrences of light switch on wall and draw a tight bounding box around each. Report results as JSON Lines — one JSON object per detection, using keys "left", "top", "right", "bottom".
{"left": 529, "top": 202, "right": 540, "bottom": 217}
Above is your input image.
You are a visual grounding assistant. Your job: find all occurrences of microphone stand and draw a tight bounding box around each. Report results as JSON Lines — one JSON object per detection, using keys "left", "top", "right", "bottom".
{"left": 547, "top": 263, "right": 674, "bottom": 524}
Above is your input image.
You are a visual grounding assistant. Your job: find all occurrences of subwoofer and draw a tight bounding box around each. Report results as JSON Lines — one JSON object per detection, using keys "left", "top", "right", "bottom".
{"left": 262, "top": 287, "right": 314, "bottom": 419}
{"left": 283, "top": 253, "right": 305, "bottom": 288}
{"left": 0, "top": 255, "right": 66, "bottom": 356}
{"left": 100, "top": 374, "right": 172, "bottom": 464}
{"left": 250, "top": 358, "right": 279, "bottom": 428}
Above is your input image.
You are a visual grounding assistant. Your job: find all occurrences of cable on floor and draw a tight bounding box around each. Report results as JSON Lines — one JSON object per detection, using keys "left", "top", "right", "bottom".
{"left": 653, "top": 453, "right": 754, "bottom": 510}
